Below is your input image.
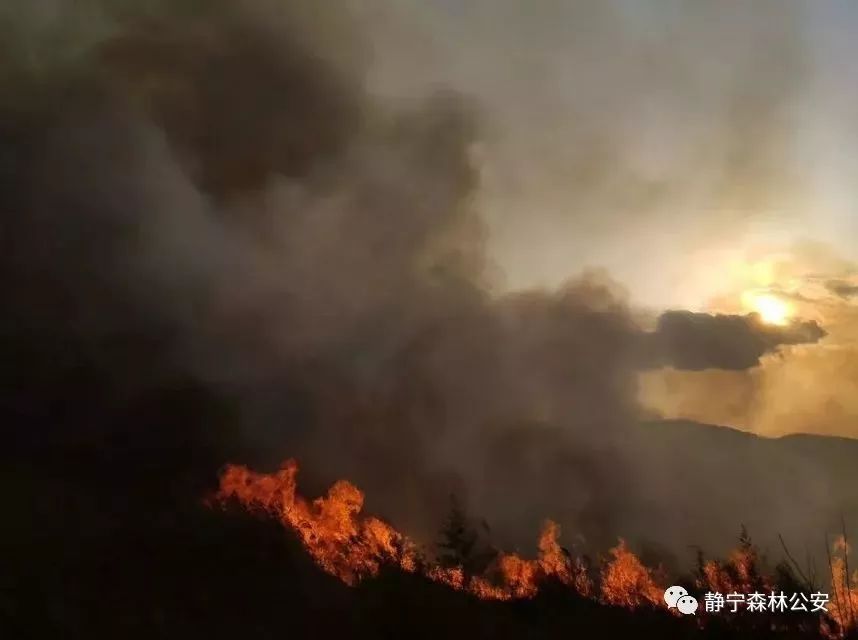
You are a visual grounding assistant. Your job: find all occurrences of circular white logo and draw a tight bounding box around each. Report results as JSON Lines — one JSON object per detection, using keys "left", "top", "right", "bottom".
{"left": 663, "top": 585, "right": 688, "bottom": 608}
{"left": 676, "top": 595, "right": 699, "bottom": 615}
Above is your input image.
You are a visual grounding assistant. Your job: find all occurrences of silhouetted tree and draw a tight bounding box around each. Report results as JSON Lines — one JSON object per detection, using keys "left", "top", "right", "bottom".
{"left": 437, "top": 494, "right": 499, "bottom": 581}
{"left": 438, "top": 494, "right": 478, "bottom": 568}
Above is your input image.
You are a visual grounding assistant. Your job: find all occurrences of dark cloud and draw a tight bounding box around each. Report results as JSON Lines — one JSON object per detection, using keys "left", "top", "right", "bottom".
{"left": 826, "top": 279, "right": 858, "bottom": 299}
{"left": 643, "top": 311, "right": 826, "bottom": 371}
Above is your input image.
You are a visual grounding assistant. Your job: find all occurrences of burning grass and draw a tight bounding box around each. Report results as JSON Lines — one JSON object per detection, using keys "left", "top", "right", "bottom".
{"left": 214, "top": 458, "right": 855, "bottom": 638}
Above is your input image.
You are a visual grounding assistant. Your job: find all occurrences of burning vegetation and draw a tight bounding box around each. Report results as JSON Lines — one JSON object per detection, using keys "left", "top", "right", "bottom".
{"left": 214, "top": 458, "right": 858, "bottom": 638}
{"left": 215, "top": 459, "right": 592, "bottom": 601}
{"left": 828, "top": 536, "right": 858, "bottom": 636}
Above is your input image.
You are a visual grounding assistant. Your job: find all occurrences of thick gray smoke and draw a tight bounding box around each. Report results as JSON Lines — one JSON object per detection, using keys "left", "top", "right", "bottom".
{"left": 0, "top": 0, "right": 848, "bottom": 567}
{"left": 354, "top": 0, "right": 812, "bottom": 304}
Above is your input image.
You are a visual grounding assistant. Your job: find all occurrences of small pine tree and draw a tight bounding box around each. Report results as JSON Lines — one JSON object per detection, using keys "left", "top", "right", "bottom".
{"left": 438, "top": 494, "right": 478, "bottom": 571}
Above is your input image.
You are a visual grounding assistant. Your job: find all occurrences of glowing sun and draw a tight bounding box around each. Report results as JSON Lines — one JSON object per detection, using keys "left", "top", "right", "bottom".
{"left": 743, "top": 292, "right": 791, "bottom": 326}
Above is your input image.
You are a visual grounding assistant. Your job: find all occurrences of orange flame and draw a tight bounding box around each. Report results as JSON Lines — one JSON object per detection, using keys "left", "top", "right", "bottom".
{"left": 600, "top": 539, "right": 662, "bottom": 608}
{"left": 213, "top": 458, "right": 856, "bottom": 636}
{"left": 215, "top": 460, "right": 597, "bottom": 601}
{"left": 698, "top": 546, "right": 772, "bottom": 597}
{"left": 217, "top": 460, "right": 416, "bottom": 584}
{"left": 828, "top": 535, "right": 858, "bottom": 636}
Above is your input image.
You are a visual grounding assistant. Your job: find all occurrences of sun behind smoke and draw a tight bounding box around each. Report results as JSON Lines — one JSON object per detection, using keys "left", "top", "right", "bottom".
{"left": 742, "top": 291, "right": 792, "bottom": 326}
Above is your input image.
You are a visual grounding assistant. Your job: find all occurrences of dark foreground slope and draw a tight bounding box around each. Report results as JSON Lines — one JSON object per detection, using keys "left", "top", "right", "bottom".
{"left": 2, "top": 402, "right": 854, "bottom": 638}
{"left": 0, "top": 503, "right": 831, "bottom": 640}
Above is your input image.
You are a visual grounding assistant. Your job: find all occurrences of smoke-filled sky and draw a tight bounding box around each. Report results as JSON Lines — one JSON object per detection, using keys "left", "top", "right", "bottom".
{"left": 353, "top": 0, "right": 858, "bottom": 441}
{"left": 3, "top": 0, "right": 858, "bottom": 562}
{"left": 360, "top": 1, "right": 858, "bottom": 305}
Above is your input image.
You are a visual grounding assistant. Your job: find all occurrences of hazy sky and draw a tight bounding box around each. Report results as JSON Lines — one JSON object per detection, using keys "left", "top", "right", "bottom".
{"left": 8, "top": 0, "right": 855, "bottom": 443}
{"left": 342, "top": 0, "right": 858, "bottom": 439}
{"left": 357, "top": 1, "right": 858, "bottom": 311}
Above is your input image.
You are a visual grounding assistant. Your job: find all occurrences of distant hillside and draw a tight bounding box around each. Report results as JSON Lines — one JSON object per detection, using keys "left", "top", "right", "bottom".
{"left": 623, "top": 419, "right": 858, "bottom": 571}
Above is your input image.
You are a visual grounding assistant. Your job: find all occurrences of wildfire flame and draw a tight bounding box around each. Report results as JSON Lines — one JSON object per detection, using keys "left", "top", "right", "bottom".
{"left": 600, "top": 539, "right": 663, "bottom": 608}
{"left": 213, "top": 457, "right": 853, "bottom": 637}
{"left": 214, "top": 459, "right": 638, "bottom": 602}
{"left": 217, "top": 460, "right": 416, "bottom": 585}
{"left": 828, "top": 535, "right": 858, "bottom": 636}
{"left": 697, "top": 535, "right": 772, "bottom": 597}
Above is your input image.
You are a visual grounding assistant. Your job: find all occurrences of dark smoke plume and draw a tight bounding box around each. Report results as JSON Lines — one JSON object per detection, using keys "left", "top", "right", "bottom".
{"left": 0, "top": 0, "right": 851, "bottom": 566}
{"left": 644, "top": 311, "right": 826, "bottom": 371}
